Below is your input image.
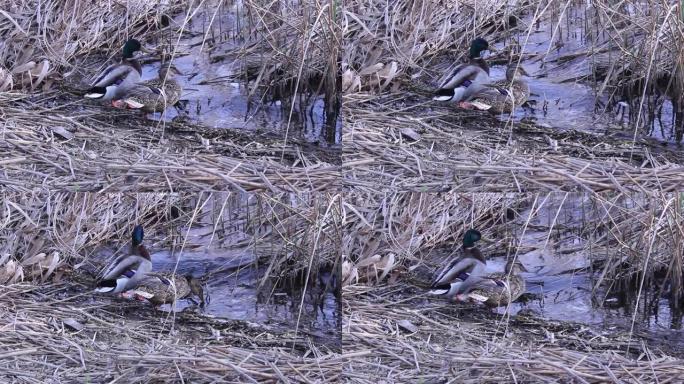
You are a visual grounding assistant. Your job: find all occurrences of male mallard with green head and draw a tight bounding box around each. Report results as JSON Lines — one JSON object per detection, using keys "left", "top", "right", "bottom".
{"left": 468, "top": 258, "right": 528, "bottom": 307}
{"left": 120, "top": 64, "right": 183, "bottom": 112}
{"left": 132, "top": 272, "right": 205, "bottom": 306}
{"left": 428, "top": 229, "right": 486, "bottom": 300}
{"left": 95, "top": 225, "right": 152, "bottom": 294}
{"left": 84, "top": 39, "right": 149, "bottom": 106}
{"left": 433, "top": 38, "right": 492, "bottom": 106}
{"left": 466, "top": 64, "right": 530, "bottom": 113}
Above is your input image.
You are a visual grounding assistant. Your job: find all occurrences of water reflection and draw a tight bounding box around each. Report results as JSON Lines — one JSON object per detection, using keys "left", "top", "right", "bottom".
{"left": 137, "top": 1, "right": 341, "bottom": 146}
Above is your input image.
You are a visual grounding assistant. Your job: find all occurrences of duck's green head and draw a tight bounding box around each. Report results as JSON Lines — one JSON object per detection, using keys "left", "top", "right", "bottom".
{"left": 463, "top": 229, "right": 482, "bottom": 248}
{"left": 132, "top": 225, "right": 144, "bottom": 246}
{"left": 469, "top": 38, "right": 489, "bottom": 59}
{"left": 122, "top": 39, "right": 143, "bottom": 59}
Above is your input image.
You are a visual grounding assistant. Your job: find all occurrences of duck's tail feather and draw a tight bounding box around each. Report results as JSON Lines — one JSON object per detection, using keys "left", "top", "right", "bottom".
{"left": 433, "top": 86, "right": 466, "bottom": 102}
{"left": 94, "top": 279, "right": 117, "bottom": 293}
{"left": 122, "top": 98, "right": 145, "bottom": 109}
{"left": 433, "top": 87, "right": 455, "bottom": 101}
{"left": 84, "top": 87, "right": 107, "bottom": 99}
{"left": 427, "top": 283, "right": 453, "bottom": 295}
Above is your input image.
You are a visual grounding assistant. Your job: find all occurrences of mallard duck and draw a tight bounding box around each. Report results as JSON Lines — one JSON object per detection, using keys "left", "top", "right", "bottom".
{"left": 433, "top": 38, "right": 492, "bottom": 105}
{"left": 467, "top": 259, "right": 528, "bottom": 307}
{"left": 428, "top": 229, "right": 486, "bottom": 299}
{"left": 84, "top": 39, "right": 149, "bottom": 105}
{"left": 95, "top": 225, "right": 152, "bottom": 294}
{"left": 466, "top": 64, "right": 530, "bottom": 113}
{"left": 120, "top": 64, "right": 183, "bottom": 112}
{"left": 132, "top": 272, "right": 205, "bottom": 306}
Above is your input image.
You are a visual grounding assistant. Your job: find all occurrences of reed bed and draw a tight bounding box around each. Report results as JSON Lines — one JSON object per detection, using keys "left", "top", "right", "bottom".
{"left": 0, "top": 95, "right": 340, "bottom": 193}
{"left": 342, "top": 0, "right": 684, "bottom": 192}
{"left": 0, "top": 191, "right": 339, "bottom": 288}
{"left": 341, "top": 192, "right": 684, "bottom": 382}
{"left": 343, "top": 93, "right": 684, "bottom": 193}
{"left": 0, "top": 0, "right": 341, "bottom": 194}
{"left": 0, "top": 283, "right": 341, "bottom": 383}
{"left": 0, "top": 0, "right": 183, "bottom": 93}
{"left": 342, "top": 284, "right": 684, "bottom": 383}
{"left": 342, "top": 192, "right": 512, "bottom": 284}
{"left": 0, "top": 191, "right": 342, "bottom": 381}
{"left": 342, "top": 191, "right": 684, "bottom": 299}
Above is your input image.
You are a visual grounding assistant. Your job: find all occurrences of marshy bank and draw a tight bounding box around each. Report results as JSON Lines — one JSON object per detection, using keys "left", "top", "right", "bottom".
{"left": 342, "top": 0, "right": 684, "bottom": 192}
{"left": 342, "top": 192, "right": 684, "bottom": 382}
{"left": 0, "top": 191, "right": 342, "bottom": 382}
{"left": 0, "top": 0, "right": 341, "bottom": 192}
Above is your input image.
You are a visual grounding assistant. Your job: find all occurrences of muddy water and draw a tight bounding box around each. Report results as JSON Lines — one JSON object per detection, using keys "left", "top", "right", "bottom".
{"left": 142, "top": 1, "right": 340, "bottom": 146}
{"left": 489, "top": 3, "right": 678, "bottom": 142}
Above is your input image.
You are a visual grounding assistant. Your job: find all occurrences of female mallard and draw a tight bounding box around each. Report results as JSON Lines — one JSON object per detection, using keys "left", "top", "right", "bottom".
{"left": 121, "top": 64, "right": 183, "bottom": 112}
{"left": 467, "top": 64, "right": 530, "bottom": 113}
{"left": 428, "top": 229, "right": 486, "bottom": 300}
{"left": 84, "top": 39, "right": 148, "bottom": 105}
{"left": 95, "top": 225, "right": 152, "bottom": 294}
{"left": 132, "top": 272, "right": 205, "bottom": 306}
{"left": 468, "top": 259, "right": 528, "bottom": 307}
{"left": 433, "top": 38, "right": 492, "bottom": 106}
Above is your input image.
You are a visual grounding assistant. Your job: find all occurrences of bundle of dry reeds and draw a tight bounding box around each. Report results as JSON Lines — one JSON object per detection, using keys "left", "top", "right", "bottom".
{"left": 343, "top": 93, "right": 684, "bottom": 193}
{"left": 0, "top": 191, "right": 340, "bottom": 285}
{"left": 0, "top": 283, "right": 341, "bottom": 382}
{"left": 233, "top": 0, "right": 340, "bottom": 114}
{"left": 343, "top": 284, "right": 684, "bottom": 383}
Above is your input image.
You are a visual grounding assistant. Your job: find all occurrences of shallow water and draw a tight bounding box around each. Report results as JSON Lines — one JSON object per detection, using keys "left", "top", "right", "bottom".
{"left": 140, "top": 1, "right": 340, "bottom": 146}
{"left": 479, "top": 196, "right": 684, "bottom": 349}
{"left": 489, "top": 2, "right": 678, "bottom": 142}
{"left": 96, "top": 246, "right": 340, "bottom": 348}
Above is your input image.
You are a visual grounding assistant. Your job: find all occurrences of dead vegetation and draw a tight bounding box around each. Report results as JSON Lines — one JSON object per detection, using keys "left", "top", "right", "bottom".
{"left": 0, "top": 283, "right": 341, "bottom": 383}
{"left": 341, "top": 191, "right": 684, "bottom": 382}
{"left": 0, "top": 0, "right": 340, "bottom": 193}
{"left": 0, "top": 191, "right": 340, "bottom": 284}
{"left": 0, "top": 190, "right": 341, "bottom": 381}
{"left": 342, "top": 0, "right": 684, "bottom": 192}
{"left": 343, "top": 284, "right": 684, "bottom": 383}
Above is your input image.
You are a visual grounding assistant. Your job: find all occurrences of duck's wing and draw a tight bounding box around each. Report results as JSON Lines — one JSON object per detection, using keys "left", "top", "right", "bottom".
{"left": 119, "top": 81, "right": 170, "bottom": 107}
{"left": 438, "top": 64, "right": 487, "bottom": 90}
{"left": 472, "top": 273, "right": 508, "bottom": 289}
{"left": 431, "top": 254, "right": 481, "bottom": 287}
{"left": 92, "top": 64, "right": 139, "bottom": 88}
{"left": 100, "top": 255, "right": 147, "bottom": 281}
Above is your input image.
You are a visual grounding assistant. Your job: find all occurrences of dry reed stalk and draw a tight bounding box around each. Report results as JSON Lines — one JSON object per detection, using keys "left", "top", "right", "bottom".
{"left": 0, "top": 191, "right": 340, "bottom": 285}
{"left": 0, "top": 283, "right": 340, "bottom": 383}
{"left": 0, "top": 97, "right": 340, "bottom": 193}
{"left": 342, "top": 284, "right": 684, "bottom": 383}
{"left": 343, "top": 93, "right": 684, "bottom": 193}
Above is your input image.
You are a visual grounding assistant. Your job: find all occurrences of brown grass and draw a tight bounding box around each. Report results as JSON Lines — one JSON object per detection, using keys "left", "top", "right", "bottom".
{"left": 343, "top": 284, "right": 684, "bottom": 383}
{"left": 342, "top": 0, "right": 684, "bottom": 192}
{"left": 341, "top": 191, "right": 684, "bottom": 382}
